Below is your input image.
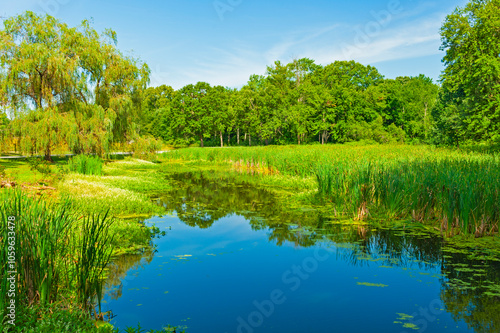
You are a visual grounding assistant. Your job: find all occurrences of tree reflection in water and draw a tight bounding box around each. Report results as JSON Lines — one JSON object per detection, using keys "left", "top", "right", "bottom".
{"left": 107, "top": 170, "right": 500, "bottom": 332}
{"left": 104, "top": 248, "right": 155, "bottom": 301}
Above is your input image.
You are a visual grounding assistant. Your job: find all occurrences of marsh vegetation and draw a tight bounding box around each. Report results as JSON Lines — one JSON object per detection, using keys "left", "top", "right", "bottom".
{"left": 165, "top": 144, "right": 500, "bottom": 238}
{"left": 100, "top": 165, "right": 500, "bottom": 332}
{"left": 0, "top": 156, "right": 179, "bottom": 332}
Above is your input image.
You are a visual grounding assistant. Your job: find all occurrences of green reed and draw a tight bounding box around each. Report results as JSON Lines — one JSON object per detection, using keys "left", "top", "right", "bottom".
{"left": 67, "top": 154, "right": 103, "bottom": 176}
{"left": 316, "top": 157, "right": 500, "bottom": 235}
{"left": 164, "top": 144, "right": 500, "bottom": 236}
{"left": 73, "top": 211, "right": 114, "bottom": 318}
{"left": 0, "top": 190, "right": 73, "bottom": 311}
{"left": 0, "top": 189, "right": 116, "bottom": 323}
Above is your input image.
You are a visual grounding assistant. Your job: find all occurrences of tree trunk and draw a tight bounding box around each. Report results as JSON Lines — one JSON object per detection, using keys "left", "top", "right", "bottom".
{"left": 228, "top": 132, "right": 231, "bottom": 146}
{"left": 265, "top": 139, "right": 269, "bottom": 146}
{"left": 44, "top": 147, "right": 53, "bottom": 162}
{"left": 321, "top": 131, "right": 329, "bottom": 145}
{"left": 424, "top": 101, "right": 428, "bottom": 140}
{"left": 200, "top": 135, "right": 204, "bottom": 148}
{"left": 220, "top": 131, "right": 223, "bottom": 148}
{"left": 237, "top": 128, "right": 240, "bottom": 145}
{"left": 298, "top": 134, "right": 300, "bottom": 145}
{"left": 249, "top": 134, "right": 251, "bottom": 146}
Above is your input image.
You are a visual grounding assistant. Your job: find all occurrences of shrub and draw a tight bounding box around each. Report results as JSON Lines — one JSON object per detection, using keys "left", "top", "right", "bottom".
{"left": 27, "top": 157, "right": 52, "bottom": 175}
{"left": 132, "top": 136, "right": 162, "bottom": 161}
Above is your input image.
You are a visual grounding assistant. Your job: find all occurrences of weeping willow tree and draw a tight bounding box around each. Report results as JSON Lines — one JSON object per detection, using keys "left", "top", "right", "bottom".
{"left": 0, "top": 12, "right": 150, "bottom": 160}
{"left": 0, "top": 111, "right": 8, "bottom": 153}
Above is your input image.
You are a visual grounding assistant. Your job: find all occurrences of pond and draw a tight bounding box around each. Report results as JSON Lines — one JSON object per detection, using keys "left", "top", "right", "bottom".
{"left": 101, "top": 171, "right": 500, "bottom": 333}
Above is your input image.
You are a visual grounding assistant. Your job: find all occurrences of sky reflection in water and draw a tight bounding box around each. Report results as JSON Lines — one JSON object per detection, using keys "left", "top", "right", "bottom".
{"left": 101, "top": 172, "right": 499, "bottom": 333}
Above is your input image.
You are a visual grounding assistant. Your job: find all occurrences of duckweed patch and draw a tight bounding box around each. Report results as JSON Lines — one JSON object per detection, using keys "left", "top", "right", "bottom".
{"left": 356, "top": 282, "right": 389, "bottom": 287}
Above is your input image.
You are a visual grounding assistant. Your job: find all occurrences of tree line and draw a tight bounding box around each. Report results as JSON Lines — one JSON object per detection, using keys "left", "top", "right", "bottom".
{"left": 140, "top": 60, "right": 438, "bottom": 147}
{"left": 1, "top": 0, "right": 499, "bottom": 158}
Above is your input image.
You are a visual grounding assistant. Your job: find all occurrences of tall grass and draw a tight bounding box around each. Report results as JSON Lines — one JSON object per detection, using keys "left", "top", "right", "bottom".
{"left": 316, "top": 158, "right": 500, "bottom": 234}
{"left": 0, "top": 190, "right": 73, "bottom": 312}
{"left": 0, "top": 189, "right": 115, "bottom": 324}
{"left": 67, "top": 154, "right": 103, "bottom": 175}
{"left": 163, "top": 144, "right": 500, "bottom": 236}
{"left": 74, "top": 212, "right": 114, "bottom": 319}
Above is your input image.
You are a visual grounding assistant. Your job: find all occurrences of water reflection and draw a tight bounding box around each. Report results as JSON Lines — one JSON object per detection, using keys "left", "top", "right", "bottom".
{"left": 104, "top": 248, "right": 155, "bottom": 300}
{"left": 104, "top": 170, "right": 500, "bottom": 332}
{"left": 440, "top": 252, "right": 500, "bottom": 332}
{"left": 160, "top": 171, "right": 445, "bottom": 267}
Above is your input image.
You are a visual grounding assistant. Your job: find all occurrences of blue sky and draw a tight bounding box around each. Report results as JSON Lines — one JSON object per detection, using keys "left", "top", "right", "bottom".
{"left": 1, "top": 0, "right": 468, "bottom": 89}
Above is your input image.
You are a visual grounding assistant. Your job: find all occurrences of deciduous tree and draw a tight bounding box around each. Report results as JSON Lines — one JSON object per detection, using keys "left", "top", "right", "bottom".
{"left": 0, "top": 12, "right": 149, "bottom": 159}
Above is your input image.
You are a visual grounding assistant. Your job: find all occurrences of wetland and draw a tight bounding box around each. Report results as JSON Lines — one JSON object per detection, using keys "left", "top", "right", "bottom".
{"left": 102, "top": 168, "right": 500, "bottom": 333}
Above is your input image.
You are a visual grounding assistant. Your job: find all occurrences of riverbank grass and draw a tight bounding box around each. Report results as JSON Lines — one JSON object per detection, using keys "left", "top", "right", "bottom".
{"left": 162, "top": 144, "right": 500, "bottom": 238}
{"left": 0, "top": 156, "right": 173, "bottom": 331}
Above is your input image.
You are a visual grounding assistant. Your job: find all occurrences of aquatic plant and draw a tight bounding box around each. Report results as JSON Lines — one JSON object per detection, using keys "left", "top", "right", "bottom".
{"left": 0, "top": 190, "right": 73, "bottom": 311}
{"left": 74, "top": 211, "right": 114, "bottom": 319}
{"left": 67, "top": 154, "right": 103, "bottom": 176}
{"left": 0, "top": 189, "right": 117, "bottom": 326}
{"left": 163, "top": 144, "right": 500, "bottom": 236}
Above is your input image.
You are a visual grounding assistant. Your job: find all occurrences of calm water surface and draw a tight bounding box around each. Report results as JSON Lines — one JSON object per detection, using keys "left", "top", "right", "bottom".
{"left": 101, "top": 172, "right": 500, "bottom": 333}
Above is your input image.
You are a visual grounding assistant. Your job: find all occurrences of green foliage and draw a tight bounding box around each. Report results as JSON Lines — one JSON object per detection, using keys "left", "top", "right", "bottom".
{"left": 68, "top": 155, "right": 103, "bottom": 176}
{"left": 140, "top": 85, "right": 176, "bottom": 139}
{"left": 132, "top": 136, "right": 162, "bottom": 162}
{"left": 0, "top": 112, "right": 9, "bottom": 153}
{"left": 27, "top": 157, "right": 52, "bottom": 175}
{"left": 439, "top": 0, "right": 500, "bottom": 143}
{"left": 143, "top": 59, "right": 438, "bottom": 147}
{"left": 346, "top": 116, "right": 403, "bottom": 143}
{"left": 0, "top": 11, "right": 149, "bottom": 159}
{"left": 12, "top": 304, "right": 116, "bottom": 333}
{"left": 378, "top": 75, "right": 439, "bottom": 141}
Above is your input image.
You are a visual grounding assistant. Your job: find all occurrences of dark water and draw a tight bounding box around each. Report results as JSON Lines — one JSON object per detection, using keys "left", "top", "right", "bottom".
{"left": 101, "top": 171, "right": 500, "bottom": 333}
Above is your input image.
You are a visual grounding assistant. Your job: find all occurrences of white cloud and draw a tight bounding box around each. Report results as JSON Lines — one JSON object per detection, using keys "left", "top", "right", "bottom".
{"left": 173, "top": 46, "right": 267, "bottom": 89}
{"left": 139, "top": 3, "right": 453, "bottom": 90}
{"left": 307, "top": 18, "right": 443, "bottom": 66}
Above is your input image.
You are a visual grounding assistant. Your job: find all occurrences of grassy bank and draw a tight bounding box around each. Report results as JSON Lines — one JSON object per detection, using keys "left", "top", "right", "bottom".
{"left": 0, "top": 156, "right": 182, "bottom": 332}
{"left": 162, "top": 144, "right": 500, "bottom": 238}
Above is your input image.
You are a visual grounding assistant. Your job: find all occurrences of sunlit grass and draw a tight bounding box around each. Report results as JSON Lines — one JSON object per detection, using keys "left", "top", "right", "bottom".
{"left": 164, "top": 144, "right": 500, "bottom": 237}
{"left": 0, "top": 190, "right": 116, "bottom": 329}
{"left": 67, "top": 155, "right": 103, "bottom": 176}
{"left": 59, "top": 159, "right": 169, "bottom": 217}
